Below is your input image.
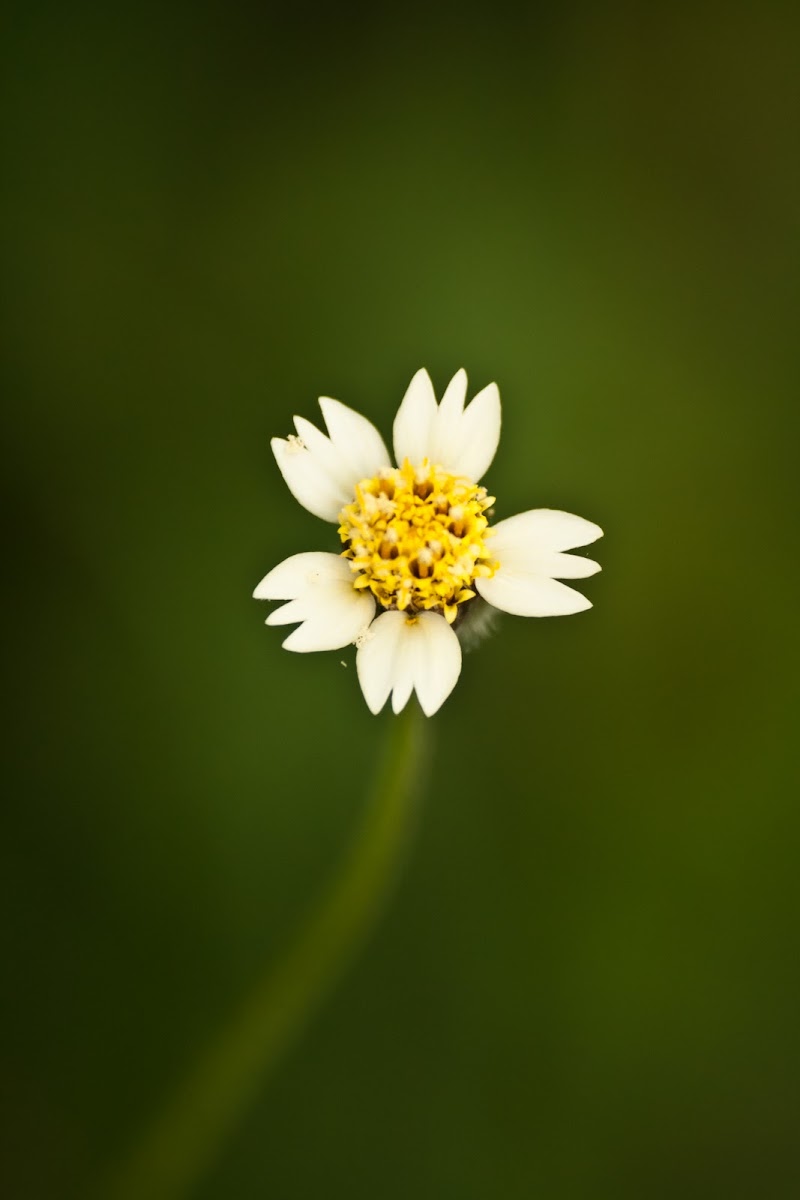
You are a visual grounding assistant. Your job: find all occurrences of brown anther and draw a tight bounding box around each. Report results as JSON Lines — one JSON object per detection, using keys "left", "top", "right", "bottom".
{"left": 449, "top": 505, "right": 466, "bottom": 538}
{"left": 409, "top": 548, "right": 434, "bottom": 579}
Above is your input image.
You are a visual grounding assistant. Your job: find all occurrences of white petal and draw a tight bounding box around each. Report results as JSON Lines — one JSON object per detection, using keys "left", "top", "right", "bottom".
{"left": 318, "top": 397, "right": 391, "bottom": 482}
{"left": 254, "top": 551, "right": 374, "bottom": 652}
{"left": 413, "top": 612, "right": 462, "bottom": 716}
{"left": 356, "top": 610, "right": 405, "bottom": 714}
{"left": 476, "top": 572, "right": 592, "bottom": 617}
{"left": 293, "top": 415, "right": 357, "bottom": 494}
{"left": 253, "top": 552, "right": 353, "bottom": 599}
{"left": 389, "top": 639, "right": 417, "bottom": 715}
{"left": 392, "top": 369, "right": 438, "bottom": 467}
{"left": 265, "top": 598, "right": 308, "bottom": 626}
{"left": 489, "top": 509, "right": 603, "bottom": 558}
{"left": 282, "top": 584, "right": 375, "bottom": 652}
{"left": 486, "top": 514, "right": 602, "bottom": 580}
{"left": 444, "top": 381, "right": 501, "bottom": 483}
{"left": 271, "top": 437, "right": 349, "bottom": 522}
{"left": 477, "top": 509, "right": 602, "bottom": 617}
{"left": 272, "top": 396, "right": 391, "bottom": 523}
{"left": 546, "top": 552, "right": 601, "bottom": 580}
{"left": 356, "top": 610, "right": 461, "bottom": 716}
{"left": 430, "top": 368, "right": 467, "bottom": 465}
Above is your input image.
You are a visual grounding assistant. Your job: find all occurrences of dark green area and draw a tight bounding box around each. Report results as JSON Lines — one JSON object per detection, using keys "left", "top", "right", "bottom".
{"left": 3, "top": 3, "right": 799, "bottom": 1197}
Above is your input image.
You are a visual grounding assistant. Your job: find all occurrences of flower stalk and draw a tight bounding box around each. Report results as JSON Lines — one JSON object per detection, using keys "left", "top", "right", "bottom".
{"left": 105, "top": 704, "right": 430, "bottom": 1200}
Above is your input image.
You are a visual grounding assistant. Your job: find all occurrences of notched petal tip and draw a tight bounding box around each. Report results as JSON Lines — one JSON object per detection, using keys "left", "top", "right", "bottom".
{"left": 317, "top": 395, "right": 392, "bottom": 480}
{"left": 579, "top": 520, "right": 604, "bottom": 546}
{"left": 550, "top": 552, "right": 602, "bottom": 580}
{"left": 270, "top": 430, "right": 349, "bottom": 522}
{"left": 356, "top": 609, "right": 461, "bottom": 717}
{"left": 416, "top": 612, "right": 462, "bottom": 715}
{"left": 476, "top": 572, "right": 594, "bottom": 618}
{"left": 441, "top": 367, "right": 467, "bottom": 396}
{"left": 579, "top": 557, "right": 602, "bottom": 577}
{"left": 439, "top": 378, "right": 501, "bottom": 482}
{"left": 410, "top": 366, "right": 434, "bottom": 387}
{"left": 392, "top": 368, "right": 439, "bottom": 468}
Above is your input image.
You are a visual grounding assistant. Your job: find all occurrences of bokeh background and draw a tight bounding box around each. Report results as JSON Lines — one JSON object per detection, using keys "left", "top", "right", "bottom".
{"left": 3, "top": 2, "right": 800, "bottom": 1197}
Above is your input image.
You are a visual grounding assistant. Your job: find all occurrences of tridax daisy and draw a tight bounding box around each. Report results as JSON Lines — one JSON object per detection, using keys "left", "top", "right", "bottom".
{"left": 254, "top": 369, "right": 602, "bottom": 716}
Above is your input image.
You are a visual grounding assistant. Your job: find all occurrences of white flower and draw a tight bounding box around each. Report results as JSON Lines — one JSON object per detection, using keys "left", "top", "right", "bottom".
{"left": 254, "top": 369, "right": 602, "bottom": 716}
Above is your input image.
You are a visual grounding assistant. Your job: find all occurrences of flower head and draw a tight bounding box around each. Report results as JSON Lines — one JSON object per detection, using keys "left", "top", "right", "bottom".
{"left": 254, "top": 369, "right": 602, "bottom": 716}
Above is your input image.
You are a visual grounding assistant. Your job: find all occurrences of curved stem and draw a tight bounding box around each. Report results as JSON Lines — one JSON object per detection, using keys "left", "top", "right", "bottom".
{"left": 105, "top": 705, "right": 430, "bottom": 1200}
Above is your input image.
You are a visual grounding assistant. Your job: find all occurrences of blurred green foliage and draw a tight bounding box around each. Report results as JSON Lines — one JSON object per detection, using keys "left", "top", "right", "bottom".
{"left": 2, "top": 2, "right": 799, "bottom": 1198}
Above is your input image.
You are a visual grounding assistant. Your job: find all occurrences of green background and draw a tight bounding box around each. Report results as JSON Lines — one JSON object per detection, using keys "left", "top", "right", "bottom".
{"left": 3, "top": 2, "right": 799, "bottom": 1197}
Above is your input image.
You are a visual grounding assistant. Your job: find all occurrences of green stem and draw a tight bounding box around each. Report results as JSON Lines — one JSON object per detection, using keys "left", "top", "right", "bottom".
{"left": 105, "top": 704, "right": 430, "bottom": 1200}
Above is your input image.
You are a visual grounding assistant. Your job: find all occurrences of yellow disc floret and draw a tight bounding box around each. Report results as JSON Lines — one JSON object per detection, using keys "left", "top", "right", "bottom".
{"left": 338, "top": 460, "right": 498, "bottom": 624}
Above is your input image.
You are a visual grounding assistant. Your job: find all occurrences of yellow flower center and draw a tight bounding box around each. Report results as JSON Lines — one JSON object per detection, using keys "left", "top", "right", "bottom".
{"left": 338, "top": 460, "right": 499, "bottom": 624}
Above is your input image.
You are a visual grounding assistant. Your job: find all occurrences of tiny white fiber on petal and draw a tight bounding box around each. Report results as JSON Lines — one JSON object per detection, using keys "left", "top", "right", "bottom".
{"left": 445, "top": 381, "right": 501, "bottom": 483}
{"left": 356, "top": 609, "right": 461, "bottom": 716}
{"left": 392, "top": 369, "right": 438, "bottom": 467}
{"left": 254, "top": 551, "right": 374, "bottom": 653}
{"left": 476, "top": 572, "right": 592, "bottom": 617}
{"left": 271, "top": 437, "right": 350, "bottom": 522}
